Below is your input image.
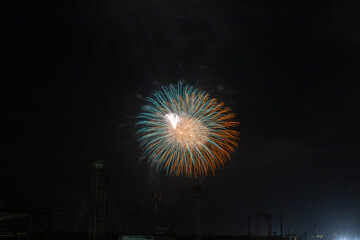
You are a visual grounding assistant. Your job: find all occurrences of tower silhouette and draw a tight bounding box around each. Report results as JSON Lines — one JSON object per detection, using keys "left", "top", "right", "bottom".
{"left": 89, "top": 160, "right": 108, "bottom": 240}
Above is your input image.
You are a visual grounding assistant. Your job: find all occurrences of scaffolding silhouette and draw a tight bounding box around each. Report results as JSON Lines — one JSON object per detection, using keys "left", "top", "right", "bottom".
{"left": 89, "top": 160, "right": 108, "bottom": 240}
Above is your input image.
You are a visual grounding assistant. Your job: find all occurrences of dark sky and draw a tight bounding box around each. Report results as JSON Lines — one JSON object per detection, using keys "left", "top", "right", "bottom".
{"left": 2, "top": 0, "right": 360, "bottom": 237}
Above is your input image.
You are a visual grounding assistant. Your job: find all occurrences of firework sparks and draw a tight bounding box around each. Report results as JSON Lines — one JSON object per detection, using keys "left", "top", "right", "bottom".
{"left": 137, "top": 83, "right": 239, "bottom": 178}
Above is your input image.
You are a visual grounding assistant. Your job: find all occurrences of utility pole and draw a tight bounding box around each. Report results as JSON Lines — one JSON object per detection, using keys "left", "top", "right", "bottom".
{"left": 13, "top": 206, "right": 17, "bottom": 239}
{"left": 248, "top": 216, "right": 251, "bottom": 240}
{"left": 280, "top": 216, "right": 283, "bottom": 240}
{"left": 194, "top": 181, "right": 202, "bottom": 240}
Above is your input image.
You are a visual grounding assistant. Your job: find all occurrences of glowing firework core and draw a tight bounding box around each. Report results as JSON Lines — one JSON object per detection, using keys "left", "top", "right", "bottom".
{"left": 165, "top": 113, "right": 208, "bottom": 147}
{"left": 137, "top": 83, "right": 239, "bottom": 178}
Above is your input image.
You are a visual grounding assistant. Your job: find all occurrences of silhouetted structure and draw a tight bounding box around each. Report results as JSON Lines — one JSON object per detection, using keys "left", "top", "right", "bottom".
{"left": 0, "top": 205, "right": 69, "bottom": 239}
{"left": 89, "top": 160, "right": 108, "bottom": 240}
{"left": 194, "top": 182, "right": 202, "bottom": 240}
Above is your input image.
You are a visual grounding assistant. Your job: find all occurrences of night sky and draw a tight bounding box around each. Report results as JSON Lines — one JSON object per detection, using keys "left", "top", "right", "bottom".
{"left": 2, "top": 0, "right": 360, "bottom": 237}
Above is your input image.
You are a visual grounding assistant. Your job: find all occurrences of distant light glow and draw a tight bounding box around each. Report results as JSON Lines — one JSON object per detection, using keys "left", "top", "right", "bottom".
{"left": 137, "top": 83, "right": 239, "bottom": 178}
{"left": 335, "top": 235, "right": 360, "bottom": 240}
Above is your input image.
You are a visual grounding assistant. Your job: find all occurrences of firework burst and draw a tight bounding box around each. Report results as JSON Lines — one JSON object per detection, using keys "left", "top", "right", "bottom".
{"left": 137, "top": 83, "right": 239, "bottom": 178}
